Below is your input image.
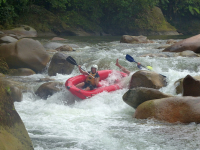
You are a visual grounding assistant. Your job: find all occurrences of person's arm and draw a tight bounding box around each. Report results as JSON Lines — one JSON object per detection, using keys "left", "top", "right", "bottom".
{"left": 78, "top": 65, "right": 88, "bottom": 75}
{"left": 95, "top": 77, "right": 100, "bottom": 86}
{"left": 116, "top": 59, "right": 130, "bottom": 75}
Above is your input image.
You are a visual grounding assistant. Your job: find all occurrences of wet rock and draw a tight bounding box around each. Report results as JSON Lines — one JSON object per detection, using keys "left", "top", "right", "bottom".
{"left": 8, "top": 68, "right": 36, "bottom": 76}
{"left": 51, "top": 37, "right": 67, "bottom": 41}
{"left": 120, "top": 35, "right": 154, "bottom": 44}
{"left": 0, "top": 35, "right": 18, "bottom": 44}
{"left": 2, "top": 25, "right": 37, "bottom": 38}
{"left": 163, "top": 34, "right": 200, "bottom": 53}
{"left": 140, "top": 53, "right": 169, "bottom": 57}
{"left": 48, "top": 52, "right": 74, "bottom": 76}
{"left": 37, "top": 78, "right": 55, "bottom": 82}
{"left": 123, "top": 87, "right": 172, "bottom": 109}
{"left": 166, "top": 39, "right": 177, "bottom": 45}
{"left": 55, "top": 45, "right": 74, "bottom": 51}
{"left": 0, "top": 38, "right": 50, "bottom": 73}
{"left": 134, "top": 96, "right": 200, "bottom": 123}
{"left": 0, "top": 81, "right": 33, "bottom": 149}
{"left": 174, "top": 50, "right": 200, "bottom": 57}
{"left": 0, "top": 78, "right": 23, "bottom": 102}
{"left": 174, "top": 76, "right": 200, "bottom": 94}
{"left": 35, "top": 82, "right": 63, "bottom": 99}
{"left": 129, "top": 70, "right": 167, "bottom": 89}
{"left": 157, "top": 45, "right": 170, "bottom": 49}
{"left": 183, "top": 75, "right": 200, "bottom": 96}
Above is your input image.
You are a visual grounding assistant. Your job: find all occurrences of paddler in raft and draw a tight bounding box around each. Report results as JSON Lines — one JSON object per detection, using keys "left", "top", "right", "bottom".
{"left": 76, "top": 65, "right": 100, "bottom": 91}
{"left": 115, "top": 59, "right": 142, "bottom": 75}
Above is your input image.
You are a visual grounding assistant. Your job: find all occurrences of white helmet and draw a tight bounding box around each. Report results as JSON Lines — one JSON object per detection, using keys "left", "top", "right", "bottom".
{"left": 91, "top": 65, "right": 98, "bottom": 71}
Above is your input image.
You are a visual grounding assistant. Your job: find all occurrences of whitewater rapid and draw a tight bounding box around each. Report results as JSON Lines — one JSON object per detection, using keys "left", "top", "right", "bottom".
{"left": 14, "top": 36, "right": 200, "bottom": 150}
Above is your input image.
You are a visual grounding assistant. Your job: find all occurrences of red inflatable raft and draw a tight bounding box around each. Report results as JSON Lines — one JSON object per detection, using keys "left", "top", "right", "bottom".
{"left": 65, "top": 70, "right": 127, "bottom": 99}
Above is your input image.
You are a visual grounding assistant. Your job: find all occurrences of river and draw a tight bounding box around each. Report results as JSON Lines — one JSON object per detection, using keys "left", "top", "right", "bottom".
{"left": 14, "top": 36, "right": 200, "bottom": 150}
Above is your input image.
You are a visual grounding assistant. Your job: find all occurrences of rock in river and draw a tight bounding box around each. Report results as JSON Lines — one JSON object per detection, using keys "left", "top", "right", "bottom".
{"left": 134, "top": 96, "right": 200, "bottom": 123}
{"left": 0, "top": 38, "right": 50, "bottom": 73}
{"left": 123, "top": 87, "right": 172, "bottom": 109}
{"left": 0, "top": 81, "right": 33, "bottom": 149}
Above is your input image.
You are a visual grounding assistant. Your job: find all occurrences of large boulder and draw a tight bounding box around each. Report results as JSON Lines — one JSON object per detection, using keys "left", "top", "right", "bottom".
{"left": 163, "top": 34, "right": 200, "bottom": 53}
{"left": 0, "top": 78, "right": 23, "bottom": 102}
{"left": 175, "top": 75, "right": 200, "bottom": 94}
{"left": 48, "top": 52, "right": 74, "bottom": 76}
{"left": 0, "top": 38, "right": 50, "bottom": 73}
{"left": 183, "top": 75, "right": 200, "bottom": 96}
{"left": 123, "top": 87, "right": 172, "bottom": 109}
{"left": 2, "top": 25, "right": 37, "bottom": 38}
{"left": 0, "top": 81, "right": 33, "bottom": 149}
{"left": 120, "top": 35, "right": 153, "bottom": 44}
{"left": 8, "top": 68, "right": 36, "bottom": 76}
{"left": 129, "top": 70, "right": 167, "bottom": 89}
{"left": 134, "top": 96, "right": 200, "bottom": 123}
{"left": 35, "top": 82, "right": 63, "bottom": 99}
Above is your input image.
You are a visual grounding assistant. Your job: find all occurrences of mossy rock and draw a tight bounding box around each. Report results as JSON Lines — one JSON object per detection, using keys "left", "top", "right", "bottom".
{"left": 128, "top": 7, "right": 178, "bottom": 35}
{"left": 0, "top": 57, "right": 9, "bottom": 74}
{"left": 0, "top": 81, "right": 33, "bottom": 150}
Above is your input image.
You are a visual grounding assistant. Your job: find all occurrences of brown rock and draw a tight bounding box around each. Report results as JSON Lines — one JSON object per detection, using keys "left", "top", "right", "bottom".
{"left": 35, "top": 82, "right": 63, "bottom": 99}
{"left": 0, "top": 81, "right": 33, "bottom": 149}
{"left": 163, "top": 34, "right": 200, "bottom": 53}
{"left": 120, "top": 35, "right": 154, "bottom": 44}
{"left": 123, "top": 87, "right": 172, "bottom": 109}
{"left": 129, "top": 70, "right": 167, "bottom": 89}
{"left": 183, "top": 75, "right": 200, "bottom": 96}
{"left": 157, "top": 45, "right": 170, "bottom": 49}
{"left": 134, "top": 96, "right": 200, "bottom": 123}
{"left": 0, "top": 38, "right": 50, "bottom": 73}
{"left": 9, "top": 68, "right": 36, "bottom": 76}
{"left": 175, "top": 76, "right": 200, "bottom": 94}
{"left": 56, "top": 45, "right": 73, "bottom": 51}
{"left": 48, "top": 52, "right": 74, "bottom": 76}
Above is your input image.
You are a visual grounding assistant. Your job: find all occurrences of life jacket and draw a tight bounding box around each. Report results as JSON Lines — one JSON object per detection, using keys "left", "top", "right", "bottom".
{"left": 85, "top": 72, "right": 97, "bottom": 86}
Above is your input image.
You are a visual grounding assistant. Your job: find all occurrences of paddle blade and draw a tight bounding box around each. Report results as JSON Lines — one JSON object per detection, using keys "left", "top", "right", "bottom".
{"left": 66, "top": 56, "right": 78, "bottom": 66}
{"left": 125, "top": 54, "right": 135, "bottom": 62}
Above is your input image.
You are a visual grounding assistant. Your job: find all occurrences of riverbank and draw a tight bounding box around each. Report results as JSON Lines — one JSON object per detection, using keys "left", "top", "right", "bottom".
{"left": 1, "top": 5, "right": 180, "bottom": 36}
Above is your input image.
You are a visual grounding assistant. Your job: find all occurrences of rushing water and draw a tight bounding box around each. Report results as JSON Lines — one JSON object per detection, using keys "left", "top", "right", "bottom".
{"left": 13, "top": 36, "right": 200, "bottom": 150}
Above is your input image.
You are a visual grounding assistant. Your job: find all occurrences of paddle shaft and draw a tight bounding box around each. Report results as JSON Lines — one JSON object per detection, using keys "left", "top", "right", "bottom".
{"left": 66, "top": 56, "right": 95, "bottom": 78}
{"left": 125, "top": 54, "right": 166, "bottom": 78}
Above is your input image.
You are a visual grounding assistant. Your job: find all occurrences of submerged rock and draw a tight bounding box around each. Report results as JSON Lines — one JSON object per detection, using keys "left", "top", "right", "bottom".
{"left": 163, "top": 34, "right": 200, "bottom": 53}
{"left": 123, "top": 87, "right": 172, "bottom": 109}
{"left": 134, "top": 96, "right": 200, "bottom": 123}
{"left": 129, "top": 70, "right": 167, "bottom": 89}
{"left": 0, "top": 38, "right": 50, "bottom": 73}
{"left": 35, "top": 82, "right": 63, "bottom": 99}
{"left": 48, "top": 52, "right": 74, "bottom": 76}
{"left": 0, "top": 81, "right": 33, "bottom": 149}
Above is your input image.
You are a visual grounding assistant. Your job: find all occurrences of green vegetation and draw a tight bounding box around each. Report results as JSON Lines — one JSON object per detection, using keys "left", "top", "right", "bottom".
{"left": 0, "top": 0, "right": 200, "bottom": 34}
